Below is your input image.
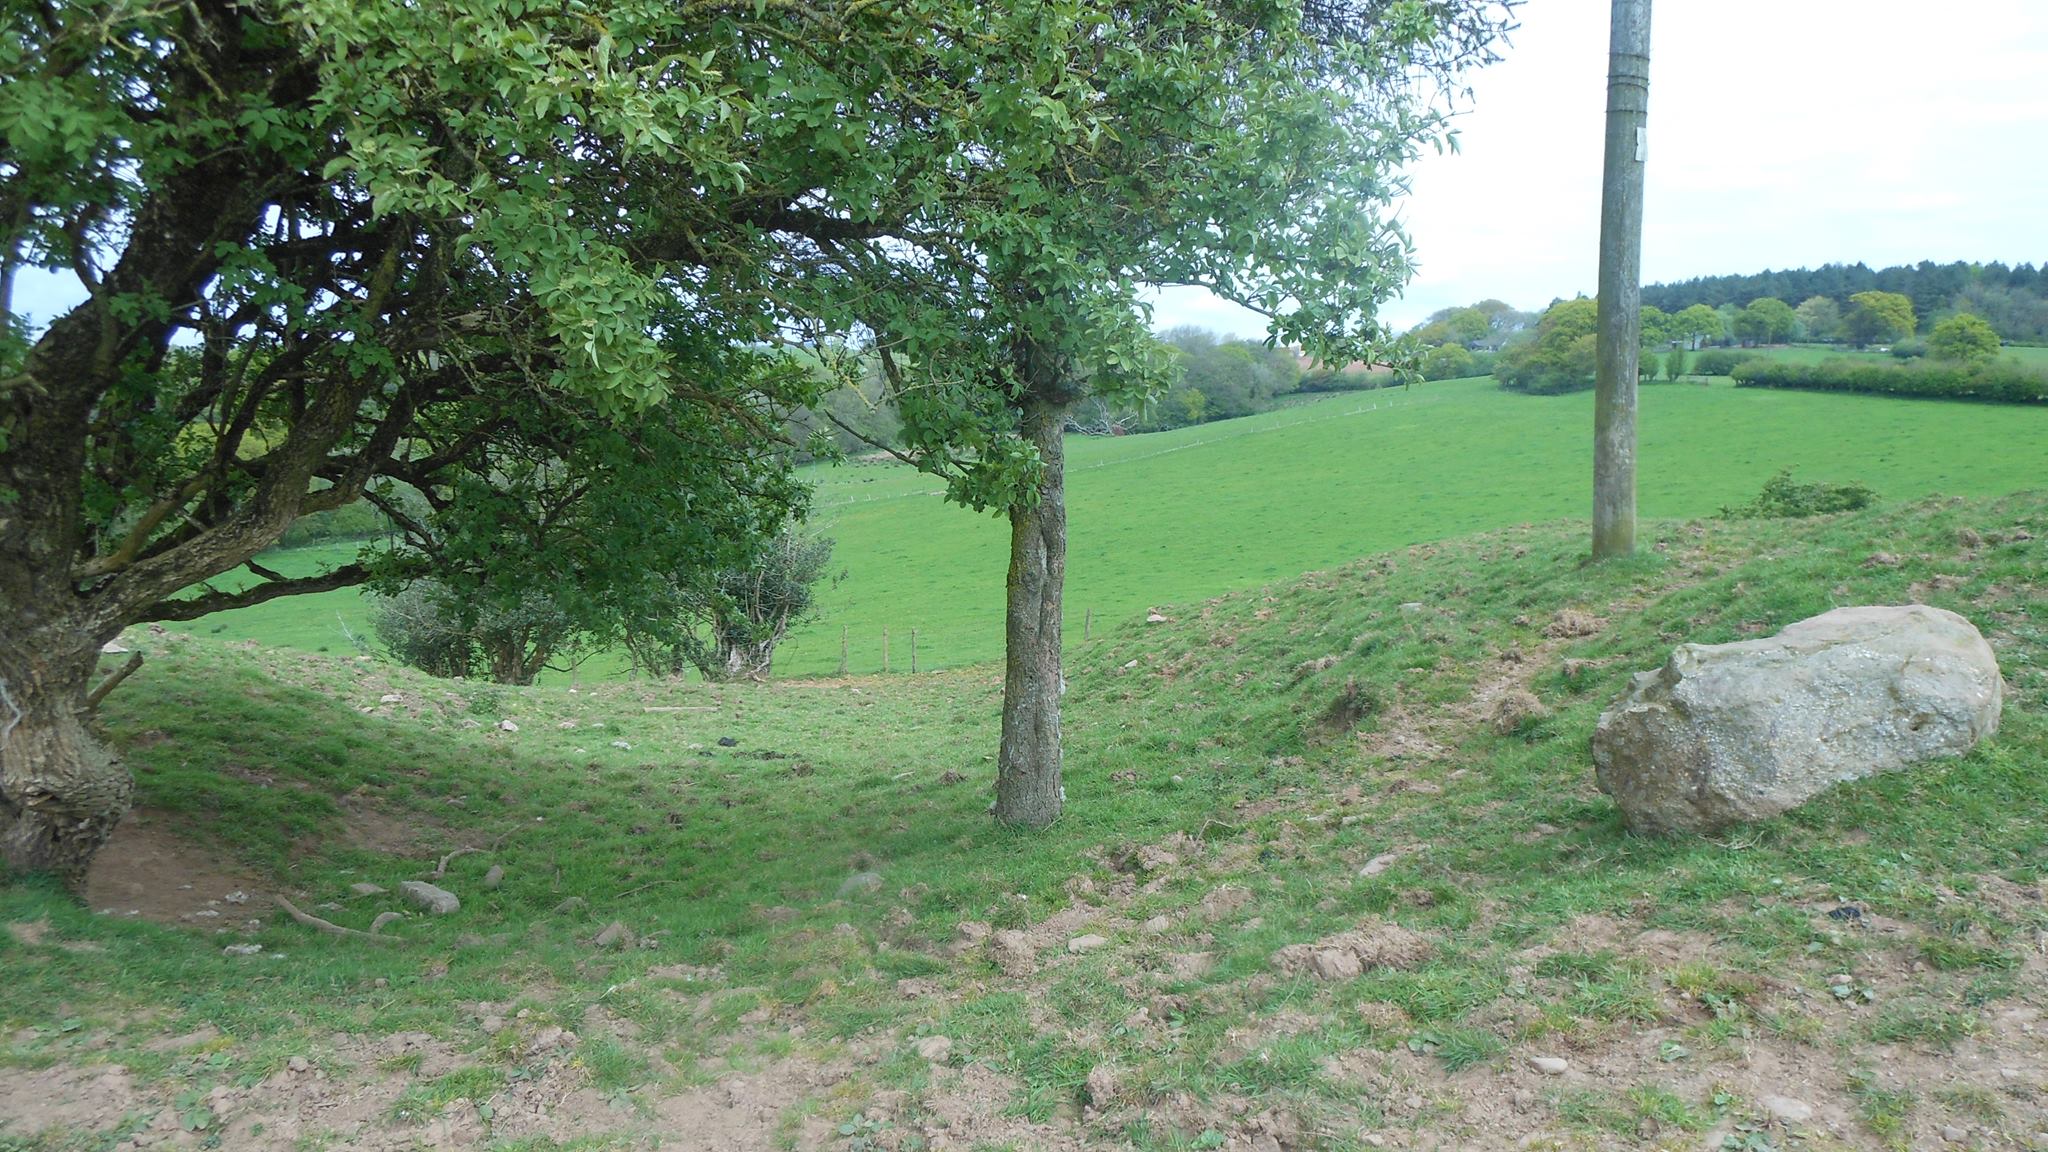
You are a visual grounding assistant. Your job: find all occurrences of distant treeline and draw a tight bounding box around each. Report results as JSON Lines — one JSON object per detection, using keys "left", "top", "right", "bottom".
{"left": 1642, "top": 260, "right": 2048, "bottom": 342}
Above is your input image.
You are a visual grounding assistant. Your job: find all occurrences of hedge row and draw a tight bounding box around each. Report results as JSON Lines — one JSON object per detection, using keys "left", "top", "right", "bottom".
{"left": 1731, "top": 358, "right": 2048, "bottom": 404}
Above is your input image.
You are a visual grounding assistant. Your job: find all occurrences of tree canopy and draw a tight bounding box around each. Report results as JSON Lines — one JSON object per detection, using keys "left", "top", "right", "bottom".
{"left": 0, "top": 0, "right": 1517, "bottom": 876}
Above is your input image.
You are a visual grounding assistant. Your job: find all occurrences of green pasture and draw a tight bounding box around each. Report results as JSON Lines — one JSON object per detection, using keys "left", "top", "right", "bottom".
{"left": 169, "top": 371, "right": 2048, "bottom": 677}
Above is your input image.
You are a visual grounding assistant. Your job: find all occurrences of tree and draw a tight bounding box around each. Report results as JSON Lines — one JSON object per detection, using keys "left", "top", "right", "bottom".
{"left": 825, "top": 2, "right": 1512, "bottom": 828}
{"left": 1493, "top": 299, "right": 1600, "bottom": 394}
{"left": 1926, "top": 313, "right": 2001, "bottom": 364}
{"left": 18, "top": 0, "right": 1498, "bottom": 877}
{"left": 1673, "top": 304, "right": 1723, "bottom": 350}
{"left": 1733, "top": 297, "right": 1796, "bottom": 346}
{"left": 1845, "top": 291, "right": 1917, "bottom": 347}
{"left": 1663, "top": 348, "right": 1687, "bottom": 380}
{"left": 623, "top": 532, "right": 835, "bottom": 682}
{"left": 1420, "top": 343, "right": 1476, "bottom": 380}
{"left": 1638, "top": 305, "right": 1676, "bottom": 348}
{"left": 1794, "top": 295, "right": 1842, "bottom": 342}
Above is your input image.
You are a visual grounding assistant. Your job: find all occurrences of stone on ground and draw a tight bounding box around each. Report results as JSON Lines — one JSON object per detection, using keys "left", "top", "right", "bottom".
{"left": 1592, "top": 605, "right": 2002, "bottom": 835}
{"left": 398, "top": 881, "right": 460, "bottom": 915}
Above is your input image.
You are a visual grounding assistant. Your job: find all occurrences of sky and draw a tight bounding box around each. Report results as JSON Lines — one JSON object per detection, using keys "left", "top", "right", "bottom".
{"left": 14, "top": 2, "right": 2048, "bottom": 337}
{"left": 1151, "top": 0, "right": 2048, "bottom": 336}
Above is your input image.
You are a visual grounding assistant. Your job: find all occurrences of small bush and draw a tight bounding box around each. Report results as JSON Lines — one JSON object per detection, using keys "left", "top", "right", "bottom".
{"left": 1689, "top": 348, "right": 1757, "bottom": 376}
{"left": 1889, "top": 339, "right": 1927, "bottom": 360}
{"left": 1730, "top": 356, "right": 2048, "bottom": 403}
{"left": 1719, "top": 469, "right": 1876, "bottom": 520}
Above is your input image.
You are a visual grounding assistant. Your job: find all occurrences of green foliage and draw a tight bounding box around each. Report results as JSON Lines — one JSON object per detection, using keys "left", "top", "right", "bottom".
{"left": 368, "top": 579, "right": 583, "bottom": 685}
{"left": 1731, "top": 357, "right": 2048, "bottom": 404}
{"left": 1794, "top": 295, "right": 1842, "bottom": 342}
{"left": 1674, "top": 304, "right": 1724, "bottom": 349}
{"left": 1419, "top": 343, "right": 1476, "bottom": 381}
{"left": 1689, "top": 349, "right": 1757, "bottom": 377}
{"left": 1662, "top": 349, "right": 1688, "bottom": 381}
{"left": 1846, "top": 291, "right": 1918, "bottom": 347}
{"left": 623, "top": 531, "right": 836, "bottom": 682}
{"left": 1927, "top": 314, "right": 2002, "bottom": 364}
{"left": 1493, "top": 299, "right": 1598, "bottom": 394}
{"left": 1889, "top": 340, "right": 1928, "bottom": 360}
{"left": 1732, "top": 298, "right": 1797, "bottom": 345}
{"left": 1718, "top": 470, "right": 1876, "bottom": 520}
{"left": 1092, "top": 329, "right": 1308, "bottom": 433}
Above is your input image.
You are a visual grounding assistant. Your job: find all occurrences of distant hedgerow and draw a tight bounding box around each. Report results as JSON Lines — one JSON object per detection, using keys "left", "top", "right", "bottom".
{"left": 1731, "top": 357, "right": 2048, "bottom": 403}
{"left": 1719, "top": 469, "right": 1877, "bottom": 520}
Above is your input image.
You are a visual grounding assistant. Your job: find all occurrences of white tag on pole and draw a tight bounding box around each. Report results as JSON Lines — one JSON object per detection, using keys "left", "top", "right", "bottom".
{"left": 1635, "top": 127, "right": 1647, "bottom": 163}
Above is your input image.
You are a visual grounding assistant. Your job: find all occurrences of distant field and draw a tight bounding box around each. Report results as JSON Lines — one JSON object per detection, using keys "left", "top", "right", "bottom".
{"left": 175, "top": 372, "right": 2048, "bottom": 677}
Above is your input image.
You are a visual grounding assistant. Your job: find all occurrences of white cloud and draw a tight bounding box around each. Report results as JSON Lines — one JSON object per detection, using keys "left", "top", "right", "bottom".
{"left": 1155, "top": 0, "right": 2048, "bottom": 333}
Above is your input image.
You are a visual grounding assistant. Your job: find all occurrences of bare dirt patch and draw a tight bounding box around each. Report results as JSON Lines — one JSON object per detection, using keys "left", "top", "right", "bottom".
{"left": 0, "top": 1063, "right": 145, "bottom": 1141}
{"left": 84, "top": 807, "right": 270, "bottom": 925}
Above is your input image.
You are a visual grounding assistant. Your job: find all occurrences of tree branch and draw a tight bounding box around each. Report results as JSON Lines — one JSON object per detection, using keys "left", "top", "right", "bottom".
{"left": 137, "top": 563, "right": 369, "bottom": 623}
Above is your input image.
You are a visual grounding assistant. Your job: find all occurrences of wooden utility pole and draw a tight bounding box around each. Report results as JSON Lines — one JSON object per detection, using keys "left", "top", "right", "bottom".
{"left": 1592, "top": 0, "right": 1652, "bottom": 560}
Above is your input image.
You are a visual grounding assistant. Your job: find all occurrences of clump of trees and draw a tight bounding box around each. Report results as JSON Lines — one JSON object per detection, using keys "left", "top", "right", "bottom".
{"left": 1072, "top": 328, "right": 1311, "bottom": 434}
{"left": 0, "top": 0, "right": 1514, "bottom": 879}
{"left": 1645, "top": 260, "right": 2048, "bottom": 345}
{"left": 1493, "top": 299, "right": 1598, "bottom": 393}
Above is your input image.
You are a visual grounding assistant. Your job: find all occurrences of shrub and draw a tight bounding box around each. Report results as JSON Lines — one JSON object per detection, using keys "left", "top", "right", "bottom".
{"left": 1927, "top": 314, "right": 2001, "bottom": 364}
{"left": 368, "top": 580, "right": 583, "bottom": 684}
{"left": 1730, "top": 357, "right": 2048, "bottom": 404}
{"left": 277, "top": 499, "right": 388, "bottom": 548}
{"left": 1889, "top": 340, "right": 1927, "bottom": 360}
{"left": 1689, "top": 349, "right": 1757, "bottom": 377}
{"left": 1419, "top": 343, "right": 1474, "bottom": 381}
{"left": 1719, "top": 469, "right": 1877, "bottom": 520}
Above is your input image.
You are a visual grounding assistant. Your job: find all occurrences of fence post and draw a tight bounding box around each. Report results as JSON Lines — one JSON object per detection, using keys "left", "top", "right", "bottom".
{"left": 1084, "top": 608, "right": 1092, "bottom": 640}
{"left": 838, "top": 625, "right": 848, "bottom": 676}
{"left": 883, "top": 627, "right": 890, "bottom": 674}
{"left": 911, "top": 629, "right": 919, "bottom": 674}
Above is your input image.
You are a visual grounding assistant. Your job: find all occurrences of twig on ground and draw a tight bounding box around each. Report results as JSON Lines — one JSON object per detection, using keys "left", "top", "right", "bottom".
{"left": 433, "top": 846, "right": 482, "bottom": 876}
{"left": 615, "top": 879, "right": 681, "bottom": 900}
{"left": 276, "top": 896, "right": 407, "bottom": 945}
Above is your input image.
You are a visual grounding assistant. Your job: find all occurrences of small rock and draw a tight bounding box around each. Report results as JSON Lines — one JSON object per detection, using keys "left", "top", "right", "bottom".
{"left": 838, "top": 871, "right": 884, "bottom": 897}
{"left": 498, "top": 719, "right": 519, "bottom": 732}
{"left": 1359, "top": 853, "right": 1400, "bottom": 877}
{"left": 1141, "top": 915, "right": 1171, "bottom": 935}
{"left": 1122, "top": 659, "right": 1140, "bottom": 670}
{"left": 912, "top": 1035, "right": 953, "bottom": 1062}
{"left": 1940, "top": 1126, "right": 1966, "bottom": 1143}
{"left": 399, "top": 881, "right": 460, "bottom": 915}
{"left": 481, "top": 865, "right": 505, "bottom": 891}
{"left": 1760, "top": 1096, "right": 1813, "bottom": 1124}
{"left": 718, "top": 736, "right": 739, "bottom": 747}
{"left": 552, "top": 897, "right": 587, "bottom": 914}
{"left": 558, "top": 719, "right": 578, "bottom": 729}
{"left": 592, "top": 920, "right": 633, "bottom": 949}
{"left": 223, "top": 890, "right": 249, "bottom": 905}
{"left": 1528, "top": 1056, "right": 1568, "bottom": 1076}
{"left": 1146, "top": 613, "right": 1168, "bottom": 624}
{"left": 349, "top": 882, "right": 386, "bottom": 896}
{"left": 479, "top": 1016, "right": 507, "bottom": 1035}
{"left": 287, "top": 1056, "right": 311, "bottom": 1074}
{"left": 1068, "top": 934, "right": 1109, "bottom": 954}
{"left": 223, "top": 943, "right": 263, "bottom": 956}
{"left": 610, "top": 739, "right": 632, "bottom": 750}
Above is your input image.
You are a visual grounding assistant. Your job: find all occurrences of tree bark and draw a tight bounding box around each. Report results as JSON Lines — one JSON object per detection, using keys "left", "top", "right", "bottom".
{"left": 994, "top": 396, "right": 1071, "bottom": 828}
{"left": 0, "top": 636, "right": 132, "bottom": 888}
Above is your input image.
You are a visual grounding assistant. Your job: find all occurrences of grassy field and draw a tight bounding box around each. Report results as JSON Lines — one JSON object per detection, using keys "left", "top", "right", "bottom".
{"left": 171, "top": 372, "right": 2048, "bottom": 680}
{"left": 6, "top": 492, "right": 2045, "bottom": 1149}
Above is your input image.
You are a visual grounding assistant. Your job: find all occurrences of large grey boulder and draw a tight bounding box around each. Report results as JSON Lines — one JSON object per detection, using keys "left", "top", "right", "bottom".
{"left": 1593, "top": 605, "right": 2001, "bottom": 834}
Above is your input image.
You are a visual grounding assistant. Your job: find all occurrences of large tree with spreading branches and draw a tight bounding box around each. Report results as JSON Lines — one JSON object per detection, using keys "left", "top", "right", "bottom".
{"left": 1, "top": 0, "right": 1512, "bottom": 881}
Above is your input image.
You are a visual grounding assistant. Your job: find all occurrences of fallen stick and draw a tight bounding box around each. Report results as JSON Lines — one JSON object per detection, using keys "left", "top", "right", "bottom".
{"left": 275, "top": 896, "right": 407, "bottom": 946}
{"left": 433, "top": 846, "right": 482, "bottom": 876}
{"left": 642, "top": 706, "right": 718, "bottom": 713}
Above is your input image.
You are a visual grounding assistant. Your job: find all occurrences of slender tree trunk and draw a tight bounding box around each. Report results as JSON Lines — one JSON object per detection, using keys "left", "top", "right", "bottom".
{"left": 995, "top": 397, "right": 1070, "bottom": 828}
{"left": 0, "top": 634, "right": 132, "bottom": 887}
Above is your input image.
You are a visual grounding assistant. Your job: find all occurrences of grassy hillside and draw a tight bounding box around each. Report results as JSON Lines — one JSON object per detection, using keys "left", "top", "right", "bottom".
{"left": 5, "top": 493, "right": 2045, "bottom": 1149}
{"left": 174, "top": 376, "right": 2048, "bottom": 679}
